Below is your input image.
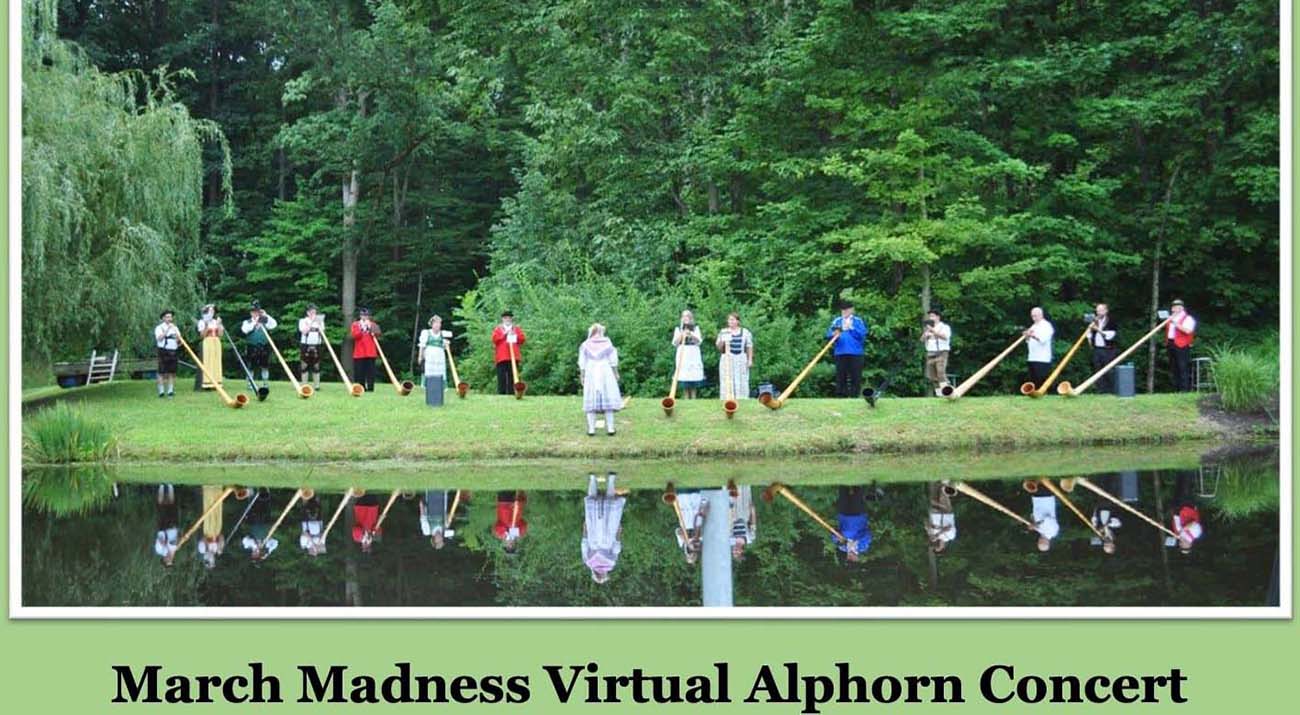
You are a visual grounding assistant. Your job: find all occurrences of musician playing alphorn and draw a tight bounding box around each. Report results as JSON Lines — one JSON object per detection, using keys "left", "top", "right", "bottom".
{"left": 491, "top": 311, "right": 526, "bottom": 395}
{"left": 298, "top": 304, "right": 325, "bottom": 391}
{"left": 153, "top": 310, "right": 180, "bottom": 399}
{"left": 350, "top": 307, "right": 381, "bottom": 392}
{"left": 1022, "top": 307, "right": 1055, "bottom": 391}
{"left": 1165, "top": 299, "right": 1198, "bottom": 392}
{"left": 418, "top": 315, "right": 451, "bottom": 407}
{"left": 241, "top": 301, "right": 278, "bottom": 389}
{"left": 921, "top": 309, "right": 953, "bottom": 396}
{"left": 1085, "top": 303, "right": 1120, "bottom": 394}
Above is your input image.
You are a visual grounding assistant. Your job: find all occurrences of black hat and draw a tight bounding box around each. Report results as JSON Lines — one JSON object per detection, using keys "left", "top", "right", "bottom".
{"left": 359, "top": 307, "right": 372, "bottom": 316}
{"left": 250, "top": 300, "right": 261, "bottom": 310}
{"left": 501, "top": 310, "right": 514, "bottom": 318}
{"left": 838, "top": 300, "right": 854, "bottom": 310}
{"left": 928, "top": 307, "right": 942, "bottom": 317}
{"left": 1171, "top": 299, "right": 1185, "bottom": 307}
{"left": 160, "top": 309, "right": 174, "bottom": 319}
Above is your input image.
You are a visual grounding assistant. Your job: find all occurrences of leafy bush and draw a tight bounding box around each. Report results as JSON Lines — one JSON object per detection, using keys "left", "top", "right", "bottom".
{"left": 1211, "top": 338, "right": 1279, "bottom": 413}
{"left": 23, "top": 403, "right": 118, "bottom": 464}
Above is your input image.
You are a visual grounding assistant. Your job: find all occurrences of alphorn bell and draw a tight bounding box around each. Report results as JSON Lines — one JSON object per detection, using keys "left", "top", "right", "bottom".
{"left": 176, "top": 333, "right": 248, "bottom": 408}
{"left": 946, "top": 333, "right": 1028, "bottom": 400}
{"left": 1059, "top": 318, "right": 1172, "bottom": 396}
{"left": 259, "top": 324, "right": 314, "bottom": 398}
{"left": 720, "top": 352, "right": 738, "bottom": 419}
{"left": 763, "top": 332, "right": 840, "bottom": 410}
{"left": 444, "top": 342, "right": 469, "bottom": 398}
{"left": 373, "top": 336, "right": 414, "bottom": 396}
{"left": 1020, "top": 326, "right": 1089, "bottom": 397}
{"left": 320, "top": 332, "right": 364, "bottom": 397}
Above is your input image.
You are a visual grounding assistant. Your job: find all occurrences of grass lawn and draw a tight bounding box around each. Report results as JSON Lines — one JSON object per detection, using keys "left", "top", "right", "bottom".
{"left": 23, "top": 379, "right": 1223, "bottom": 464}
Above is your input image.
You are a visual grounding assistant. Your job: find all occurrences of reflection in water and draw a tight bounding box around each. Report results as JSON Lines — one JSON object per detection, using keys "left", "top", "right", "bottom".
{"left": 21, "top": 453, "right": 1280, "bottom": 608}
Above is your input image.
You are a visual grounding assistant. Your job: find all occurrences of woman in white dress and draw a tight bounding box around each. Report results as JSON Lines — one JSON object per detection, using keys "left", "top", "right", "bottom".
{"left": 579, "top": 323, "right": 623, "bottom": 436}
{"left": 417, "top": 315, "right": 450, "bottom": 407}
{"left": 671, "top": 310, "right": 705, "bottom": 399}
{"left": 582, "top": 472, "right": 626, "bottom": 583}
{"left": 716, "top": 312, "right": 754, "bottom": 400}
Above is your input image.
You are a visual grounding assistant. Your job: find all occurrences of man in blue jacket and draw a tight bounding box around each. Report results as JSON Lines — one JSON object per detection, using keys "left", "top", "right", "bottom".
{"left": 826, "top": 300, "right": 868, "bottom": 398}
{"left": 832, "top": 485, "right": 873, "bottom": 563}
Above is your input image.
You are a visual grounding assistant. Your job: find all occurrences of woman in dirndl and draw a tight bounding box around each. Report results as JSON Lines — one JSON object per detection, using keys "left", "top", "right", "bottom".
{"left": 671, "top": 310, "right": 705, "bottom": 399}
{"left": 417, "top": 315, "right": 449, "bottom": 407}
{"left": 196, "top": 304, "right": 224, "bottom": 390}
{"left": 582, "top": 472, "right": 626, "bottom": 583}
{"left": 579, "top": 323, "right": 623, "bottom": 436}
{"left": 715, "top": 312, "right": 753, "bottom": 400}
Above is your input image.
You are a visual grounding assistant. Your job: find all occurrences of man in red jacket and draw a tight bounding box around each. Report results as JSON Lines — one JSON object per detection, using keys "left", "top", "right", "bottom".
{"left": 491, "top": 310, "right": 527, "bottom": 395}
{"left": 351, "top": 307, "right": 381, "bottom": 392}
{"left": 352, "top": 493, "right": 382, "bottom": 553}
{"left": 493, "top": 491, "right": 528, "bottom": 552}
{"left": 1165, "top": 299, "right": 1198, "bottom": 392}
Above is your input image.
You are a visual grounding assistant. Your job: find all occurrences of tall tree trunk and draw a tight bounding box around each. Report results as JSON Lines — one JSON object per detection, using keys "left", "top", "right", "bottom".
{"left": 1146, "top": 164, "right": 1182, "bottom": 393}
{"left": 206, "top": 0, "right": 222, "bottom": 206}
{"left": 918, "top": 165, "right": 931, "bottom": 314}
{"left": 277, "top": 146, "right": 288, "bottom": 201}
{"left": 409, "top": 273, "right": 423, "bottom": 376}
{"left": 341, "top": 167, "right": 360, "bottom": 374}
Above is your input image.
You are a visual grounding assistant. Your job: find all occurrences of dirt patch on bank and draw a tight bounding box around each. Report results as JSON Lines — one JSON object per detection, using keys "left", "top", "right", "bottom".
{"left": 1197, "top": 393, "right": 1279, "bottom": 440}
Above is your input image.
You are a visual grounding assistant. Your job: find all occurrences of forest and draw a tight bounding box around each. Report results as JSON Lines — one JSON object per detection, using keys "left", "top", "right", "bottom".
{"left": 24, "top": 0, "right": 1280, "bottom": 396}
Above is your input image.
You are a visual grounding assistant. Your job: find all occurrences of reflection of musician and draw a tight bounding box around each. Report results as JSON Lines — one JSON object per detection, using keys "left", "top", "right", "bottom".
{"left": 1167, "top": 471, "right": 1204, "bottom": 553}
{"left": 154, "top": 310, "right": 180, "bottom": 398}
{"left": 926, "top": 482, "right": 956, "bottom": 553}
{"left": 494, "top": 491, "right": 528, "bottom": 553}
{"left": 491, "top": 311, "right": 526, "bottom": 395}
{"left": 352, "top": 493, "right": 382, "bottom": 553}
{"left": 194, "top": 304, "right": 225, "bottom": 391}
{"left": 197, "top": 485, "right": 226, "bottom": 569}
{"left": 1086, "top": 304, "right": 1119, "bottom": 394}
{"left": 1030, "top": 490, "right": 1059, "bottom": 552}
{"left": 350, "top": 308, "right": 381, "bottom": 392}
{"left": 729, "top": 485, "right": 757, "bottom": 560}
{"left": 420, "top": 490, "right": 454, "bottom": 549}
{"left": 154, "top": 484, "right": 179, "bottom": 567}
{"left": 298, "top": 304, "right": 325, "bottom": 391}
{"left": 241, "top": 301, "right": 278, "bottom": 389}
{"left": 583, "top": 473, "right": 625, "bottom": 583}
{"left": 299, "top": 492, "right": 325, "bottom": 555}
{"left": 833, "top": 486, "right": 873, "bottom": 562}
{"left": 1089, "top": 475, "right": 1122, "bottom": 554}
{"left": 672, "top": 488, "right": 708, "bottom": 564}
{"left": 240, "top": 488, "right": 276, "bottom": 561}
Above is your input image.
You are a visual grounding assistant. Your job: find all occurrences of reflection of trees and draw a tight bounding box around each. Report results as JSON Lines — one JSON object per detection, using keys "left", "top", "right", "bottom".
{"left": 21, "top": 464, "right": 1281, "bottom": 607}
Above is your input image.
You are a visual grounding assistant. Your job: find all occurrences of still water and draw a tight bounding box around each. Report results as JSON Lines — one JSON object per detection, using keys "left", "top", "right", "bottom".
{"left": 21, "top": 447, "right": 1278, "bottom": 608}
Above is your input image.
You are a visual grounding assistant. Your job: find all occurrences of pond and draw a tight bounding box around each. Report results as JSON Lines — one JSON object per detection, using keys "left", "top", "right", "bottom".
{"left": 20, "top": 444, "right": 1279, "bottom": 609}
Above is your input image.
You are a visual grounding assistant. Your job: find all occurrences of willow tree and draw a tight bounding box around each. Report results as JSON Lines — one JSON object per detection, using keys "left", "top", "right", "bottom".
{"left": 21, "top": 0, "right": 229, "bottom": 368}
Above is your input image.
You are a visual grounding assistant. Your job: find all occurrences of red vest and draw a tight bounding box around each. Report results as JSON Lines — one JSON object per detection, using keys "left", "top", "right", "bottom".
{"left": 1167, "top": 313, "right": 1196, "bottom": 348}
{"left": 351, "top": 321, "right": 379, "bottom": 359}
{"left": 491, "top": 325, "right": 526, "bottom": 364}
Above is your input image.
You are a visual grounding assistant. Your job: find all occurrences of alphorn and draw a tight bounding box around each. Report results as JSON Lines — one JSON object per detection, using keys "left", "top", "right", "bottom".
{"left": 720, "top": 352, "right": 738, "bottom": 418}
{"left": 446, "top": 490, "right": 464, "bottom": 527}
{"left": 375, "top": 490, "right": 403, "bottom": 530}
{"left": 322, "top": 488, "right": 356, "bottom": 540}
{"left": 1032, "top": 479, "right": 1106, "bottom": 540}
{"left": 946, "top": 334, "right": 1028, "bottom": 400}
{"left": 661, "top": 484, "right": 692, "bottom": 539}
{"left": 662, "top": 344, "right": 683, "bottom": 416}
{"left": 1059, "top": 318, "right": 1172, "bottom": 396}
{"left": 224, "top": 330, "right": 269, "bottom": 401}
{"left": 948, "top": 481, "right": 1037, "bottom": 531}
{"left": 1073, "top": 477, "right": 1179, "bottom": 538}
{"left": 176, "top": 333, "right": 248, "bottom": 408}
{"left": 262, "top": 488, "right": 309, "bottom": 548}
{"left": 320, "top": 332, "right": 364, "bottom": 397}
{"left": 260, "top": 324, "right": 313, "bottom": 398}
{"left": 374, "top": 337, "right": 414, "bottom": 396}
{"left": 444, "top": 342, "right": 469, "bottom": 398}
{"left": 762, "top": 483, "right": 845, "bottom": 541}
{"left": 509, "top": 342, "right": 526, "bottom": 399}
{"left": 176, "top": 487, "right": 235, "bottom": 550}
{"left": 1021, "top": 326, "right": 1089, "bottom": 397}
{"left": 763, "top": 332, "right": 840, "bottom": 410}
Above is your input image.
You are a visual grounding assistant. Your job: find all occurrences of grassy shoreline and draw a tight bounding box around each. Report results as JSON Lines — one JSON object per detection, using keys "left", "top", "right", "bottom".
{"left": 23, "top": 380, "right": 1223, "bottom": 464}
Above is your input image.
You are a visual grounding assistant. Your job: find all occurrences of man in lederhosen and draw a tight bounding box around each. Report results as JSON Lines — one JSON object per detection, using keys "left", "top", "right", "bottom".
{"left": 241, "top": 301, "right": 278, "bottom": 389}
{"left": 154, "top": 310, "right": 180, "bottom": 398}
{"left": 298, "top": 304, "right": 325, "bottom": 390}
{"left": 1086, "top": 303, "right": 1120, "bottom": 394}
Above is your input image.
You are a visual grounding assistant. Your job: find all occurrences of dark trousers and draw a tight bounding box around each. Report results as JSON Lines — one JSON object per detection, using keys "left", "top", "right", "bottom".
{"left": 834, "top": 354, "right": 865, "bottom": 398}
{"left": 1167, "top": 342, "right": 1192, "bottom": 392}
{"left": 354, "top": 358, "right": 377, "bottom": 392}
{"left": 496, "top": 362, "right": 514, "bottom": 394}
{"left": 1027, "top": 361, "right": 1052, "bottom": 389}
{"left": 1091, "top": 347, "right": 1117, "bottom": 394}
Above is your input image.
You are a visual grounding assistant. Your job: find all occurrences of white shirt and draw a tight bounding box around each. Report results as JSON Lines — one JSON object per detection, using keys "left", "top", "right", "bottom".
{"left": 241, "top": 536, "right": 278, "bottom": 554}
{"left": 241, "top": 313, "right": 279, "bottom": 335}
{"left": 299, "top": 316, "right": 325, "bottom": 345}
{"left": 1166, "top": 312, "right": 1197, "bottom": 340}
{"left": 1032, "top": 496, "right": 1060, "bottom": 540}
{"left": 1026, "top": 320, "right": 1054, "bottom": 363}
{"left": 924, "top": 322, "right": 952, "bottom": 352}
{"left": 154, "top": 323, "right": 180, "bottom": 350}
{"left": 927, "top": 512, "right": 956, "bottom": 544}
{"left": 1090, "top": 316, "right": 1116, "bottom": 347}
{"left": 154, "top": 528, "right": 178, "bottom": 556}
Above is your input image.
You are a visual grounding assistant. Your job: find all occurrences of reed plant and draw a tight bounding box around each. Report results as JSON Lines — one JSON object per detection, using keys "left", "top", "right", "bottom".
{"left": 1210, "top": 338, "right": 1279, "bottom": 413}
{"left": 23, "top": 403, "right": 117, "bottom": 464}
